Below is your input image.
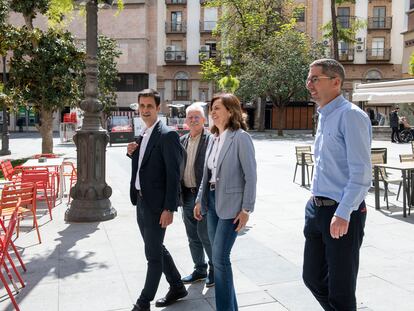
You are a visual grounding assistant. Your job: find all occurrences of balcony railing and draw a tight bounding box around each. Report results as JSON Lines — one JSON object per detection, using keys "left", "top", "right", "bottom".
{"left": 165, "top": 50, "right": 186, "bottom": 63}
{"left": 336, "top": 15, "right": 356, "bottom": 29}
{"left": 166, "top": 0, "right": 187, "bottom": 4}
{"left": 199, "top": 49, "right": 218, "bottom": 62}
{"left": 366, "top": 48, "right": 391, "bottom": 61}
{"left": 200, "top": 21, "right": 217, "bottom": 33}
{"left": 174, "top": 90, "right": 189, "bottom": 100}
{"left": 338, "top": 48, "right": 354, "bottom": 62}
{"left": 165, "top": 22, "right": 187, "bottom": 34}
{"left": 367, "top": 17, "right": 392, "bottom": 30}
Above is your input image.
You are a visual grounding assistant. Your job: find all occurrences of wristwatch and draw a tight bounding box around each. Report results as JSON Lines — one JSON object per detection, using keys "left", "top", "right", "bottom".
{"left": 242, "top": 208, "right": 252, "bottom": 215}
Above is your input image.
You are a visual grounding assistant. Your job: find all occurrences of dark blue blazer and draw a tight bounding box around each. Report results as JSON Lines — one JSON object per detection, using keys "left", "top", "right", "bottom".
{"left": 129, "top": 121, "right": 183, "bottom": 213}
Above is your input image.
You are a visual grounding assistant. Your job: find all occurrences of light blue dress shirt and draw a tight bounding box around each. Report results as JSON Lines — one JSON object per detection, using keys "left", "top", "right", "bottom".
{"left": 311, "top": 95, "right": 372, "bottom": 221}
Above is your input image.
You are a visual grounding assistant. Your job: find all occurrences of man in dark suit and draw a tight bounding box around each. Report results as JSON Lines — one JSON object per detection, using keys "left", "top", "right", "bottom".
{"left": 180, "top": 103, "right": 214, "bottom": 287}
{"left": 389, "top": 106, "right": 401, "bottom": 143}
{"left": 127, "top": 89, "right": 187, "bottom": 311}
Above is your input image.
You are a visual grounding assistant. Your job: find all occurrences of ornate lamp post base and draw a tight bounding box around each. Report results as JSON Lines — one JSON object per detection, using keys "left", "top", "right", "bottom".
{"left": 64, "top": 129, "right": 116, "bottom": 222}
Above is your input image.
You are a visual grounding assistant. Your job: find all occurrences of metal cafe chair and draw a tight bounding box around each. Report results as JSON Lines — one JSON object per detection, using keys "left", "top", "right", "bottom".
{"left": 0, "top": 198, "right": 23, "bottom": 311}
{"left": 371, "top": 152, "right": 402, "bottom": 209}
{"left": 293, "top": 145, "right": 314, "bottom": 185}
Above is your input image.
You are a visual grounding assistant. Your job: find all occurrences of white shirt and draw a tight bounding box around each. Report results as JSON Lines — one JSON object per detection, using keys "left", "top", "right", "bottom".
{"left": 207, "top": 130, "right": 228, "bottom": 183}
{"left": 135, "top": 120, "right": 159, "bottom": 190}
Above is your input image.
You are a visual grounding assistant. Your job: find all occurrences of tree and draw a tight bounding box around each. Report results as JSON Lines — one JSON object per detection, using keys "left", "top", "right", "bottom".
{"left": 8, "top": 28, "right": 85, "bottom": 153}
{"left": 325, "top": 0, "right": 357, "bottom": 60}
{"left": 409, "top": 52, "right": 414, "bottom": 76}
{"left": 6, "top": 0, "right": 122, "bottom": 153}
{"left": 237, "top": 28, "right": 324, "bottom": 135}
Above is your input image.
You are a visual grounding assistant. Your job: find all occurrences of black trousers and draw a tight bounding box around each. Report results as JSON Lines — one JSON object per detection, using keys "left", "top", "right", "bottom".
{"left": 391, "top": 127, "right": 401, "bottom": 142}
{"left": 136, "top": 195, "right": 182, "bottom": 307}
{"left": 303, "top": 198, "right": 366, "bottom": 311}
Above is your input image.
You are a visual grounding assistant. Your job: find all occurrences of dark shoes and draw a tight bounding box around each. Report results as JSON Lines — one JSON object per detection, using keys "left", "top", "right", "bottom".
{"left": 206, "top": 270, "right": 215, "bottom": 288}
{"left": 181, "top": 271, "right": 207, "bottom": 284}
{"left": 131, "top": 304, "right": 150, "bottom": 311}
{"left": 155, "top": 285, "right": 188, "bottom": 307}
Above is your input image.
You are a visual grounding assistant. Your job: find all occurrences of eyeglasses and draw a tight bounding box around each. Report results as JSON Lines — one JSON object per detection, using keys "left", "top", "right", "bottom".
{"left": 187, "top": 115, "right": 201, "bottom": 120}
{"left": 306, "top": 76, "right": 335, "bottom": 84}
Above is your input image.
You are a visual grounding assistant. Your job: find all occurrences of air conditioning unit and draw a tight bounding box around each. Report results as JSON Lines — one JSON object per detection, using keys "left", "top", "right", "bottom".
{"left": 356, "top": 37, "right": 363, "bottom": 43}
{"left": 166, "top": 45, "right": 176, "bottom": 52}
{"left": 356, "top": 44, "right": 364, "bottom": 52}
{"left": 176, "top": 54, "right": 183, "bottom": 61}
{"left": 165, "top": 52, "right": 175, "bottom": 61}
{"left": 322, "top": 39, "right": 330, "bottom": 46}
{"left": 200, "top": 45, "right": 210, "bottom": 52}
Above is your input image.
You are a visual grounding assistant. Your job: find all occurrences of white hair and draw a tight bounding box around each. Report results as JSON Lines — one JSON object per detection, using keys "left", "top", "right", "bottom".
{"left": 186, "top": 102, "right": 206, "bottom": 118}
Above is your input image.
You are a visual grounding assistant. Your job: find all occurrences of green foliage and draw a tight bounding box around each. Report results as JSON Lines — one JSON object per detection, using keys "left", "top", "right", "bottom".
{"left": 409, "top": 52, "right": 414, "bottom": 76}
{"left": 322, "top": 17, "right": 366, "bottom": 44}
{"left": 236, "top": 29, "right": 325, "bottom": 107}
{"left": 8, "top": 28, "right": 85, "bottom": 112}
{"left": 218, "top": 75, "right": 239, "bottom": 93}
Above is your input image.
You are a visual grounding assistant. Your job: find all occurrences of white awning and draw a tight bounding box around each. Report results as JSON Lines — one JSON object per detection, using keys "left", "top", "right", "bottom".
{"left": 352, "top": 79, "right": 414, "bottom": 104}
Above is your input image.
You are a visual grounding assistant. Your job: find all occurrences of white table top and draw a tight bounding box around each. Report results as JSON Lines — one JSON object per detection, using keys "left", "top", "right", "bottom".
{"left": 21, "top": 158, "right": 65, "bottom": 168}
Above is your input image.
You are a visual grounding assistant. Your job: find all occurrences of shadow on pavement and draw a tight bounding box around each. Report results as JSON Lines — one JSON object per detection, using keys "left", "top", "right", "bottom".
{"left": 2, "top": 223, "right": 102, "bottom": 311}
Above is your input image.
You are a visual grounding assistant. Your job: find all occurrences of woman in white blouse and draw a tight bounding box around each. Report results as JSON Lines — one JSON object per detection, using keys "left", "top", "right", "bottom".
{"left": 194, "top": 93, "right": 257, "bottom": 311}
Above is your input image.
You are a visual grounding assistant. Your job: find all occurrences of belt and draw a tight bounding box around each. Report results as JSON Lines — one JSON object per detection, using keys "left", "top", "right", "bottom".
{"left": 312, "top": 196, "right": 337, "bottom": 207}
{"left": 183, "top": 186, "right": 198, "bottom": 194}
{"left": 137, "top": 190, "right": 143, "bottom": 197}
{"left": 209, "top": 183, "right": 216, "bottom": 191}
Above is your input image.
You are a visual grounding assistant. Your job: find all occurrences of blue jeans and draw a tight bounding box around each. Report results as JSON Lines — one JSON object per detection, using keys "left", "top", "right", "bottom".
{"left": 207, "top": 189, "right": 238, "bottom": 311}
{"left": 303, "top": 198, "right": 366, "bottom": 311}
{"left": 182, "top": 187, "right": 213, "bottom": 274}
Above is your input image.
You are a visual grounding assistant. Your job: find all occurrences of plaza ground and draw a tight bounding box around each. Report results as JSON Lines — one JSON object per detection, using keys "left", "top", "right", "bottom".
{"left": 0, "top": 131, "right": 413, "bottom": 311}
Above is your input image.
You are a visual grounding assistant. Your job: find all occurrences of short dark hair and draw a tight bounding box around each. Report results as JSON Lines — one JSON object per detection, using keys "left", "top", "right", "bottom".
{"left": 138, "top": 88, "right": 161, "bottom": 106}
{"left": 310, "top": 58, "right": 345, "bottom": 87}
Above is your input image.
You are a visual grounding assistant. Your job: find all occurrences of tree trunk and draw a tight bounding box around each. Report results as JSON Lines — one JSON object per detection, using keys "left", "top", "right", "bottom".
{"left": 277, "top": 105, "right": 285, "bottom": 136}
{"left": 257, "top": 97, "right": 266, "bottom": 132}
{"left": 38, "top": 109, "right": 54, "bottom": 154}
{"left": 331, "top": 0, "right": 339, "bottom": 60}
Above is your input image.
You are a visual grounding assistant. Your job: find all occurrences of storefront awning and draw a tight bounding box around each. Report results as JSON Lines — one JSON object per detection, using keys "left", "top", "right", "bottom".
{"left": 352, "top": 79, "right": 414, "bottom": 104}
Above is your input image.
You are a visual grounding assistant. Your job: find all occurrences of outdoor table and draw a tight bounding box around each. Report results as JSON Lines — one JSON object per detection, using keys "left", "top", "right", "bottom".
{"left": 21, "top": 157, "right": 65, "bottom": 202}
{"left": 374, "top": 162, "right": 414, "bottom": 217}
{"left": 301, "top": 152, "right": 313, "bottom": 187}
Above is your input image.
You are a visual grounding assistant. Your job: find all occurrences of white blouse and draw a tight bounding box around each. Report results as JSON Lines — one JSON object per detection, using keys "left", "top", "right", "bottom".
{"left": 207, "top": 129, "right": 228, "bottom": 183}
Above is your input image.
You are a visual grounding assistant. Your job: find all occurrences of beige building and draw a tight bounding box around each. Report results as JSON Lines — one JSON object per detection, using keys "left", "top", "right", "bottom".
{"left": 402, "top": 0, "right": 414, "bottom": 77}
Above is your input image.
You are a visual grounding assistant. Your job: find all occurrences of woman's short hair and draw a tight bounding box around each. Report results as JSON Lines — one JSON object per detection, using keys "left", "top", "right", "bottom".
{"left": 209, "top": 93, "right": 247, "bottom": 134}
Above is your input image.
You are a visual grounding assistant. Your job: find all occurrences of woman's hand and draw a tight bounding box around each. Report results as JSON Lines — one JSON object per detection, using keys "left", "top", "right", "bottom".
{"left": 234, "top": 210, "right": 249, "bottom": 232}
{"left": 194, "top": 203, "right": 202, "bottom": 221}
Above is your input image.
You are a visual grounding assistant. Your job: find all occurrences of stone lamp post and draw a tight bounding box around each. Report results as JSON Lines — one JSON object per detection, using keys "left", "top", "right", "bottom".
{"left": 65, "top": 0, "right": 116, "bottom": 222}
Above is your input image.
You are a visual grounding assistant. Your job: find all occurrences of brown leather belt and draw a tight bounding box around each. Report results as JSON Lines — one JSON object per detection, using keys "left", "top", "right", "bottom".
{"left": 313, "top": 196, "right": 337, "bottom": 207}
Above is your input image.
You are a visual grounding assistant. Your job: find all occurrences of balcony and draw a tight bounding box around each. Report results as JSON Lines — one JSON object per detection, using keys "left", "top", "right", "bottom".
{"left": 336, "top": 15, "right": 356, "bottom": 29}
{"left": 165, "top": 22, "right": 187, "bottom": 34}
{"left": 200, "top": 21, "right": 217, "bottom": 33}
{"left": 174, "top": 90, "right": 189, "bottom": 100}
{"left": 165, "top": 50, "right": 186, "bottom": 63}
{"left": 366, "top": 48, "right": 391, "bottom": 61}
{"left": 199, "top": 49, "right": 218, "bottom": 62}
{"left": 338, "top": 48, "right": 354, "bottom": 62}
{"left": 166, "top": 0, "right": 187, "bottom": 4}
{"left": 367, "top": 17, "right": 392, "bottom": 30}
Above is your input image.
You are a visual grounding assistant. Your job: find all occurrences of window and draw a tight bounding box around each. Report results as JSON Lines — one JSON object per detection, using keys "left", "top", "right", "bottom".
{"left": 199, "top": 89, "right": 207, "bottom": 102}
{"left": 365, "top": 69, "right": 382, "bottom": 81}
{"left": 339, "top": 41, "right": 349, "bottom": 53}
{"left": 203, "top": 7, "right": 218, "bottom": 31}
{"left": 171, "top": 11, "right": 182, "bottom": 31}
{"left": 372, "top": 37, "right": 385, "bottom": 57}
{"left": 373, "top": 7, "right": 386, "bottom": 28}
{"left": 337, "top": 7, "right": 350, "bottom": 28}
{"left": 411, "top": 0, "right": 414, "bottom": 10}
{"left": 115, "top": 73, "right": 149, "bottom": 92}
{"left": 174, "top": 72, "right": 189, "bottom": 100}
{"left": 294, "top": 7, "right": 305, "bottom": 22}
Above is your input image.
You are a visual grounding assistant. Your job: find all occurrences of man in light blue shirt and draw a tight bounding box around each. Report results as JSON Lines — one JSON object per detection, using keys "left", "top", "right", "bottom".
{"left": 302, "top": 59, "right": 371, "bottom": 311}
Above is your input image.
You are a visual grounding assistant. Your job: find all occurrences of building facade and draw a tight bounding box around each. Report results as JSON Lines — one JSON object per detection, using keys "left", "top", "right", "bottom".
{"left": 402, "top": 0, "right": 414, "bottom": 77}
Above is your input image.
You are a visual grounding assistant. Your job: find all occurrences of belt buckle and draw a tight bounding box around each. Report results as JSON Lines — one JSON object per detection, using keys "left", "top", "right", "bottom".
{"left": 209, "top": 183, "right": 216, "bottom": 191}
{"left": 313, "top": 196, "right": 322, "bottom": 207}
{"left": 191, "top": 188, "right": 197, "bottom": 194}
